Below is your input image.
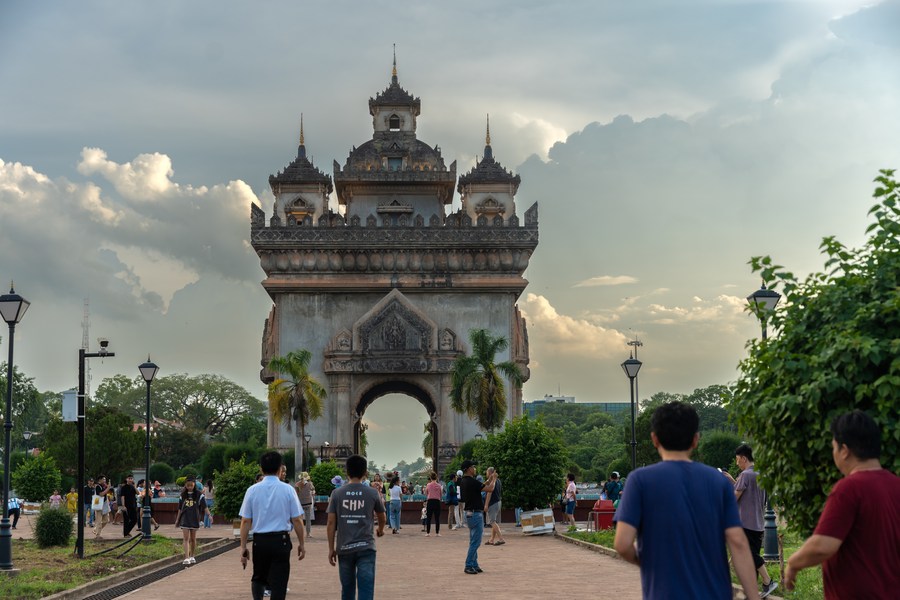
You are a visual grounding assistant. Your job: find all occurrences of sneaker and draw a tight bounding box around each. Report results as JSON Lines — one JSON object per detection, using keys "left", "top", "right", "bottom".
{"left": 182, "top": 559, "right": 191, "bottom": 565}
{"left": 189, "top": 557, "right": 197, "bottom": 564}
{"left": 475, "top": 567, "right": 483, "bottom": 573}
{"left": 464, "top": 567, "right": 478, "bottom": 575}
{"left": 263, "top": 590, "right": 271, "bottom": 597}
{"left": 761, "top": 581, "right": 778, "bottom": 598}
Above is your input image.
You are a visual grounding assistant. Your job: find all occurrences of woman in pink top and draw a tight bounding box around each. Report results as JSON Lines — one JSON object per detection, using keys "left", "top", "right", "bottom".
{"left": 424, "top": 471, "right": 443, "bottom": 537}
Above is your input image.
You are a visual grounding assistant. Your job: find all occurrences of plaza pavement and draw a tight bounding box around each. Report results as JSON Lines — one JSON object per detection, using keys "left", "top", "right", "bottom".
{"left": 118, "top": 522, "right": 645, "bottom": 598}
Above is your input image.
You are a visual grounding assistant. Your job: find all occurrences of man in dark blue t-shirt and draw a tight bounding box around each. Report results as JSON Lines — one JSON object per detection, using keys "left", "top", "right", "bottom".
{"left": 613, "top": 402, "right": 760, "bottom": 600}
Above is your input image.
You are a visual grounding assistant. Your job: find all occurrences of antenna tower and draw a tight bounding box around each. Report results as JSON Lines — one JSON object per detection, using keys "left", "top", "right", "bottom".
{"left": 82, "top": 299, "right": 92, "bottom": 397}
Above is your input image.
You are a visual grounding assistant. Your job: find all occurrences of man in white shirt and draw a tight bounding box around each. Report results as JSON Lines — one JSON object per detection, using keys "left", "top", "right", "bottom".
{"left": 239, "top": 451, "right": 306, "bottom": 600}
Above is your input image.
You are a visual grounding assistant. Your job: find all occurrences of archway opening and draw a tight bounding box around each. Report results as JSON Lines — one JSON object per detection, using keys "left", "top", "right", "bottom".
{"left": 356, "top": 382, "right": 437, "bottom": 486}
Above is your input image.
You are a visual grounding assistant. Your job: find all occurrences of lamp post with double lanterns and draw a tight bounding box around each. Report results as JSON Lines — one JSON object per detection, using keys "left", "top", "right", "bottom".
{"left": 747, "top": 282, "right": 782, "bottom": 561}
{"left": 139, "top": 357, "right": 159, "bottom": 541}
{"left": 76, "top": 337, "right": 115, "bottom": 559}
{"left": 621, "top": 355, "right": 642, "bottom": 472}
{"left": 0, "top": 283, "right": 30, "bottom": 570}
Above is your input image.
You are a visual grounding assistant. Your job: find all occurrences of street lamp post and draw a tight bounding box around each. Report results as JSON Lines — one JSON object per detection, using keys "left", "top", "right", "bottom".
{"left": 621, "top": 355, "right": 642, "bottom": 472}
{"left": 23, "top": 431, "right": 32, "bottom": 458}
{"left": 76, "top": 338, "right": 114, "bottom": 559}
{"left": 139, "top": 357, "right": 159, "bottom": 542}
{"left": 0, "top": 284, "right": 30, "bottom": 570}
{"left": 747, "top": 282, "right": 782, "bottom": 561}
{"left": 303, "top": 433, "right": 311, "bottom": 474}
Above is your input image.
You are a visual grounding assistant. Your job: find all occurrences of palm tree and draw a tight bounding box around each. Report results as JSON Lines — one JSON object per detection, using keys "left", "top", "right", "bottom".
{"left": 267, "top": 349, "right": 327, "bottom": 474}
{"left": 450, "top": 329, "right": 523, "bottom": 433}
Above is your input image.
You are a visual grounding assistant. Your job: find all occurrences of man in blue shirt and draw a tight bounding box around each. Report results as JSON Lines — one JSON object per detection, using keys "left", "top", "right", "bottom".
{"left": 239, "top": 451, "right": 306, "bottom": 600}
{"left": 613, "top": 402, "right": 760, "bottom": 600}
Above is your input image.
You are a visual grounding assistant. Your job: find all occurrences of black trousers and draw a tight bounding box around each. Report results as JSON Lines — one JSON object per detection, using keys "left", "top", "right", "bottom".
{"left": 251, "top": 532, "right": 292, "bottom": 600}
{"left": 8, "top": 508, "right": 20, "bottom": 528}
{"left": 425, "top": 499, "right": 441, "bottom": 534}
{"left": 123, "top": 504, "right": 138, "bottom": 536}
{"left": 744, "top": 528, "right": 765, "bottom": 570}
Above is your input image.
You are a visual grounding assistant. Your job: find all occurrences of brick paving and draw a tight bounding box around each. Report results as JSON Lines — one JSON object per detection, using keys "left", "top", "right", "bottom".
{"left": 125, "top": 522, "right": 644, "bottom": 598}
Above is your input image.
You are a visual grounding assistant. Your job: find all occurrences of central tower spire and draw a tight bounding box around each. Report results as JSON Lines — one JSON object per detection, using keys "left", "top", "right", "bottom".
{"left": 392, "top": 43, "right": 398, "bottom": 84}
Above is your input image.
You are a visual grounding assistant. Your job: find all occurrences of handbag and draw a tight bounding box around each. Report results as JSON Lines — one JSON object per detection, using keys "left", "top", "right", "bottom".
{"left": 91, "top": 494, "right": 103, "bottom": 511}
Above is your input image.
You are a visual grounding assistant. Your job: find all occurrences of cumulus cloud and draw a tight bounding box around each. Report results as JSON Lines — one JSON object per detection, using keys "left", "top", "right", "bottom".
{"left": 520, "top": 293, "right": 628, "bottom": 357}
{"left": 574, "top": 275, "right": 638, "bottom": 288}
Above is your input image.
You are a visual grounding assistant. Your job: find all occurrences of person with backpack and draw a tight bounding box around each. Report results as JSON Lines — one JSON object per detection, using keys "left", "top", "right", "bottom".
{"left": 604, "top": 472, "right": 623, "bottom": 503}
{"left": 445, "top": 474, "right": 459, "bottom": 530}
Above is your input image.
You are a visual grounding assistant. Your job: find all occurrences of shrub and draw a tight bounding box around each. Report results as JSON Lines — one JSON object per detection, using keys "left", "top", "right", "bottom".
{"left": 175, "top": 476, "right": 187, "bottom": 487}
{"left": 178, "top": 464, "right": 199, "bottom": 479}
{"left": 475, "top": 415, "right": 568, "bottom": 511}
{"left": 34, "top": 507, "right": 73, "bottom": 547}
{"left": 309, "top": 461, "right": 344, "bottom": 496}
{"left": 696, "top": 430, "right": 744, "bottom": 470}
{"left": 213, "top": 458, "right": 260, "bottom": 520}
{"left": 200, "top": 444, "right": 229, "bottom": 481}
{"left": 149, "top": 462, "right": 175, "bottom": 485}
{"left": 12, "top": 454, "right": 62, "bottom": 502}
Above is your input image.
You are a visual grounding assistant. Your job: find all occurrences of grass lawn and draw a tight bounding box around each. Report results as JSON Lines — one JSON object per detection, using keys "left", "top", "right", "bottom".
{"left": 565, "top": 529, "right": 824, "bottom": 599}
{"left": 0, "top": 535, "right": 183, "bottom": 600}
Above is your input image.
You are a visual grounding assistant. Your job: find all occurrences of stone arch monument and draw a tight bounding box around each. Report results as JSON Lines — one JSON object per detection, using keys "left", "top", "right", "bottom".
{"left": 251, "top": 58, "right": 538, "bottom": 472}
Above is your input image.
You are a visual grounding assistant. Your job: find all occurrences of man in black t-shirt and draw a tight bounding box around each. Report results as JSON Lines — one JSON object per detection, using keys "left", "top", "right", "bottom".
{"left": 119, "top": 475, "right": 139, "bottom": 537}
{"left": 458, "top": 460, "right": 496, "bottom": 574}
{"left": 83, "top": 478, "right": 95, "bottom": 527}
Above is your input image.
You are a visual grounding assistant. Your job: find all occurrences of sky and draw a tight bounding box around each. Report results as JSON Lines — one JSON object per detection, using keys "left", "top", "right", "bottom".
{"left": 1, "top": 0, "right": 898, "bottom": 467}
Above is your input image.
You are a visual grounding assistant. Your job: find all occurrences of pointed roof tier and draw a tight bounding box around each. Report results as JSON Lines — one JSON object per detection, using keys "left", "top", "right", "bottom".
{"left": 368, "top": 49, "right": 421, "bottom": 116}
{"left": 457, "top": 115, "right": 521, "bottom": 193}
{"left": 269, "top": 115, "right": 334, "bottom": 194}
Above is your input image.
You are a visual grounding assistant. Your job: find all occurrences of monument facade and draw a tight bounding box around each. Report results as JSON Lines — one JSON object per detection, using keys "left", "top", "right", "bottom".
{"left": 251, "top": 59, "right": 539, "bottom": 470}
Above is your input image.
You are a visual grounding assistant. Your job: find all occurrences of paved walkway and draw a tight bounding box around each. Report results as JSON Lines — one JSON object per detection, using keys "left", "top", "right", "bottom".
{"left": 129, "top": 523, "right": 643, "bottom": 598}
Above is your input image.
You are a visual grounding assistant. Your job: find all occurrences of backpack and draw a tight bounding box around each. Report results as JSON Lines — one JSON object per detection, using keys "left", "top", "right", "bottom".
{"left": 445, "top": 481, "right": 457, "bottom": 504}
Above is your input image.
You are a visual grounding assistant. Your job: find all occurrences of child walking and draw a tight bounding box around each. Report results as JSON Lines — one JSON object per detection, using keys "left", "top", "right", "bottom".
{"left": 174, "top": 476, "right": 207, "bottom": 565}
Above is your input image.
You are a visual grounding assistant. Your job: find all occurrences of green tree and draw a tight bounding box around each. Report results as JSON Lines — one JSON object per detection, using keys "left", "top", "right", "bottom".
{"left": 309, "top": 460, "right": 344, "bottom": 496}
{"left": 42, "top": 406, "right": 144, "bottom": 482}
{"left": 697, "top": 430, "right": 744, "bottom": 470}
{"left": 475, "top": 415, "right": 568, "bottom": 510}
{"left": 154, "top": 425, "right": 209, "bottom": 470}
{"left": 12, "top": 453, "right": 62, "bottom": 502}
{"left": 732, "top": 170, "right": 900, "bottom": 535}
{"left": 148, "top": 462, "right": 175, "bottom": 484}
{"left": 0, "top": 364, "right": 51, "bottom": 447}
{"left": 93, "top": 374, "right": 144, "bottom": 420}
{"left": 450, "top": 329, "right": 523, "bottom": 433}
{"left": 213, "top": 458, "right": 261, "bottom": 520}
{"left": 267, "top": 349, "right": 328, "bottom": 475}
{"left": 220, "top": 413, "right": 267, "bottom": 446}
{"left": 154, "top": 373, "right": 266, "bottom": 437}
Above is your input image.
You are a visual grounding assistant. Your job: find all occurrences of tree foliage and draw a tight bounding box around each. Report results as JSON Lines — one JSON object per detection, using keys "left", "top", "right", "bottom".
{"left": 450, "top": 329, "right": 523, "bottom": 432}
{"left": 475, "top": 415, "right": 568, "bottom": 510}
{"left": 42, "top": 406, "right": 144, "bottom": 482}
{"left": 12, "top": 453, "right": 62, "bottom": 502}
{"left": 697, "top": 430, "right": 744, "bottom": 471}
{"left": 268, "top": 349, "right": 328, "bottom": 474}
{"left": 731, "top": 170, "right": 900, "bottom": 535}
{"left": 213, "top": 458, "right": 261, "bottom": 521}
{"left": 0, "top": 364, "right": 52, "bottom": 447}
{"left": 154, "top": 425, "right": 208, "bottom": 470}
{"left": 309, "top": 460, "right": 344, "bottom": 496}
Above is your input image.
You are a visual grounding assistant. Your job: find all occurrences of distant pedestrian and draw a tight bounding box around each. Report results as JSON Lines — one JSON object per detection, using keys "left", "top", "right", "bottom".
{"left": 92, "top": 476, "right": 114, "bottom": 538}
{"left": 327, "top": 454, "right": 386, "bottom": 600}
{"left": 387, "top": 476, "right": 402, "bottom": 534}
{"left": 119, "top": 475, "right": 139, "bottom": 536}
{"left": 83, "top": 477, "right": 95, "bottom": 526}
{"left": 445, "top": 474, "right": 459, "bottom": 530}
{"left": 604, "top": 472, "right": 622, "bottom": 503}
{"left": 7, "top": 496, "right": 21, "bottom": 529}
{"left": 66, "top": 487, "right": 79, "bottom": 513}
{"left": 136, "top": 479, "right": 160, "bottom": 531}
{"left": 722, "top": 444, "right": 777, "bottom": 597}
{"left": 202, "top": 479, "right": 214, "bottom": 528}
{"left": 613, "top": 401, "right": 760, "bottom": 599}
{"left": 175, "top": 476, "right": 207, "bottom": 565}
{"left": 458, "top": 460, "right": 491, "bottom": 574}
{"left": 483, "top": 467, "right": 504, "bottom": 546}
{"left": 455, "top": 469, "right": 466, "bottom": 528}
{"left": 564, "top": 473, "right": 577, "bottom": 528}
{"left": 296, "top": 472, "right": 316, "bottom": 538}
{"left": 785, "top": 410, "right": 900, "bottom": 599}
{"left": 49, "top": 489, "right": 63, "bottom": 509}
{"left": 239, "top": 451, "right": 306, "bottom": 600}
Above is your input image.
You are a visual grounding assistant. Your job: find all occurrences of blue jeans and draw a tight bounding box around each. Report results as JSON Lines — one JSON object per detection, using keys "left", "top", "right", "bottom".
{"left": 338, "top": 549, "right": 376, "bottom": 600}
{"left": 466, "top": 511, "right": 484, "bottom": 569}
{"left": 389, "top": 500, "right": 401, "bottom": 531}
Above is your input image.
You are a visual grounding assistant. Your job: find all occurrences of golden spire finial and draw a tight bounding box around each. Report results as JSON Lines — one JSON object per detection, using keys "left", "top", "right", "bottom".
{"left": 392, "top": 43, "right": 397, "bottom": 80}
{"left": 299, "top": 113, "right": 305, "bottom": 146}
{"left": 486, "top": 114, "right": 491, "bottom": 146}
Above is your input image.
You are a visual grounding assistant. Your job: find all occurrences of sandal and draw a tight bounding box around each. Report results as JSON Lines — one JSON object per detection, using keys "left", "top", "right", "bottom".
{"left": 494, "top": 540, "right": 506, "bottom": 546}
{"left": 484, "top": 541, "right": 494, "bottom": 545}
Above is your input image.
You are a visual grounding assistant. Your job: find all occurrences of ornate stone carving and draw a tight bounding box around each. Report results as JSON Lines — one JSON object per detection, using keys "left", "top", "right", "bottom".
{"left": 251, "top": 203, "right": 265, "bottom": 227}
{"left": 439, "top": 328, "right": 457, "bottom": 352}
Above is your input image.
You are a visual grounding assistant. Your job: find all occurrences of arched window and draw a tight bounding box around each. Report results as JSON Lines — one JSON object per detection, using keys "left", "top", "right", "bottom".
{"left": 389, "top": 114, "right": 401, "bottom": 131}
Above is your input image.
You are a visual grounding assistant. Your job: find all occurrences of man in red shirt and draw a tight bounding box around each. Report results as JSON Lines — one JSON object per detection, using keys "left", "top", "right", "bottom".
{"left": 785, "top": 410, "right": 900, "bottom": 599}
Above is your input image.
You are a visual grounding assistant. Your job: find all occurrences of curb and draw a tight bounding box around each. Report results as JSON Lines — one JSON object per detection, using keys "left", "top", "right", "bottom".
{"left": 43, "top": 536, "right": 234, "bottom": 600}
{"left": 554, "top": 532, "right": 782, "bottom": 600}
